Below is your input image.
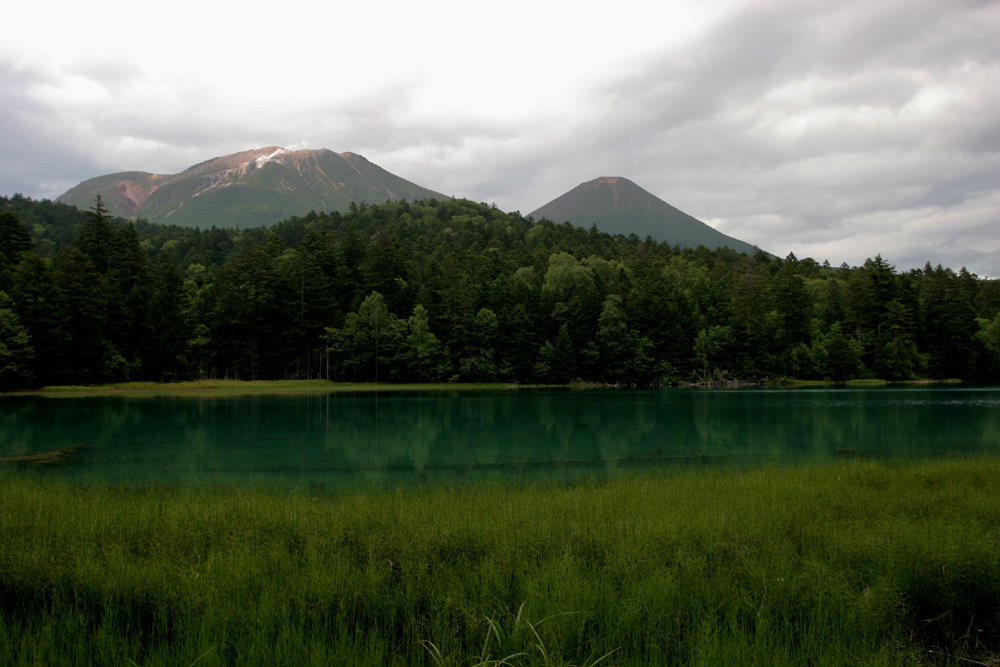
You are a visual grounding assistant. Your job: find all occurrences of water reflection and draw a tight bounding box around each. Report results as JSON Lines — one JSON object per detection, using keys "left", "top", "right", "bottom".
{"left": 0, "top": 387, "right": 998, "bottom": 487}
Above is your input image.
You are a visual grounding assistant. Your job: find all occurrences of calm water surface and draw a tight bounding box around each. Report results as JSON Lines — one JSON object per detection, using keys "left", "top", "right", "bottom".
{"left": 1, "top": 386, "right": 998, "bottom": 487}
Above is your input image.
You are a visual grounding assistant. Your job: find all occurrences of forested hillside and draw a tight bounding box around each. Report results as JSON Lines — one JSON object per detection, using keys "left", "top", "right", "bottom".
{"left": 1, "top": 194, "right": 999, "bottom": 389}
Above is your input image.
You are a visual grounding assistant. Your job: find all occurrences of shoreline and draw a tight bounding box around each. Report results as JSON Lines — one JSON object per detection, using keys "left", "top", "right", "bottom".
{"left": 6, "top": 379, "right": 549, "bottom": 397}
{"left": 1, "top": 377, "right": 969, "bottom": 397}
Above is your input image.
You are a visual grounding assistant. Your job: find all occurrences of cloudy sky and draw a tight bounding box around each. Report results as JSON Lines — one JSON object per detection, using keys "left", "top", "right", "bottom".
{"left": 3, "top": 0, "right": 998, "bottom": 274}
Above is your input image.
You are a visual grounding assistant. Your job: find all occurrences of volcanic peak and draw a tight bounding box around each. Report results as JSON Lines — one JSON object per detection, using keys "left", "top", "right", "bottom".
{"left": 57, "top": 147, "right": 445, "bottom": 228}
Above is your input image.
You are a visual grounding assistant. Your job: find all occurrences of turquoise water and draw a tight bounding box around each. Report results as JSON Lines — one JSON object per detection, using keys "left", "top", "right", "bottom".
{"left": 1, "top": 386, "right": 998, "bottom": 487}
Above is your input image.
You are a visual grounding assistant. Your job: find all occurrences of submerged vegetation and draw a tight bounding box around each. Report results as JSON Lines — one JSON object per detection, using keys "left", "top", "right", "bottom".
{"left": 1, "top": 459, "right": 999, "bottom": 665}
{"left": 0, "top": 443, "right": 83, "bottom": 464}
{"left": 2, "top": 194, "right": 1000, "bottom": 390}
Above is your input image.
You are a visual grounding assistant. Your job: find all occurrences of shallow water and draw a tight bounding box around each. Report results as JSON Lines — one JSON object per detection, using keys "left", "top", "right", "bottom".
{"left": 1, "top": 386, "right": 998, "bottom": 487}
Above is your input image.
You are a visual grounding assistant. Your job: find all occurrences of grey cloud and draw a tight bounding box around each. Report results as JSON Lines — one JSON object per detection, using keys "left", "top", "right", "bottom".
{"left": 518, "top": 0, "right": 1000, "bottom": 271}
{"left": 2, "top": 0, "right": 998, "bottom": 275}
{"left": 0, "top": 65, "right": 99, "bottom": 197}
{"left": 441, "top": 0, "right": 1000, "bottom": 271}
{"left": 794, "top": 73, "right": 922, "bottom": 110}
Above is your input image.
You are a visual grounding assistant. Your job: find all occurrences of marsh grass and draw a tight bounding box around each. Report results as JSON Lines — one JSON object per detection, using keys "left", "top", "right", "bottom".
{"left": 30, "top": 380, "right": 531, "bottom": 396}
{"left": 1, "top": 460, "right": 999, "bottom": 665}
{"left": 26, "top": 378, "right": 966, "bottom": 396}
{"left": 781, "top": 378, "right": 966, "bottom": 388}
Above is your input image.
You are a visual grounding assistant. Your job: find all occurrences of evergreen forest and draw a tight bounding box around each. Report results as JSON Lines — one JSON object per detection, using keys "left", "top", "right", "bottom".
{"left": 2, "top": 193, "right": 999, "bottom": 389}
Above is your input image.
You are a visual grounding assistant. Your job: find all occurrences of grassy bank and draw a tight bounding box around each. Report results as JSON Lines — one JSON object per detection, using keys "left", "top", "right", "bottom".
{"left": 25, "top": 379, "right": 532, "bottom": 397}
{"left": 2, "top": 461, "right": 999, "bottom": 666}
{"left": 780, "top": 378, "right": 964, "bottom": 388}
{"left": 22, "top": 377, "right": 970, "bottom": 397}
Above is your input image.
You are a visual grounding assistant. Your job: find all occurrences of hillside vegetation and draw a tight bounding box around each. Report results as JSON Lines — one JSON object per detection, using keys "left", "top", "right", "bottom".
{"left": 56, "top": 148, "right": 447, "bottom": 228}
{"left": 1, "top": 194, "right": 999, "bottom": 388}
{"left": 529, "top": 177, "right": 757, "bottom": 254}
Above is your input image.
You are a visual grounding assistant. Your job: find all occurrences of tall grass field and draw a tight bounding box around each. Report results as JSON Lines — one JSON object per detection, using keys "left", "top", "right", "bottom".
{"left": 1, "top": 460, "right": 998, "bottom": 666}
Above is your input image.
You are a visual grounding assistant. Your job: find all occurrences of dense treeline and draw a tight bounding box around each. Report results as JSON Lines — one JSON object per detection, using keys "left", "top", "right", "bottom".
{"left": 1, "top": 194, "right": 1000, "bottom": 388}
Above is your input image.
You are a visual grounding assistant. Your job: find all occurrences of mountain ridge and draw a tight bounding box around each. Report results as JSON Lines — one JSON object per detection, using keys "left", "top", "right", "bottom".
{"left": 57, "top": 147, "right": 447, "bottom": 228}
{"left": 529, "top": 176, "right": 758, "bottom": 254}
{"left": 59, "top": 151, "right": 760, "bottom": 254}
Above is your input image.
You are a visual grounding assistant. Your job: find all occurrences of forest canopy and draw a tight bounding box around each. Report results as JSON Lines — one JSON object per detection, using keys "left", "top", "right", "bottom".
{"left": 1, "top": 193, "right": 999, "bottom": 389}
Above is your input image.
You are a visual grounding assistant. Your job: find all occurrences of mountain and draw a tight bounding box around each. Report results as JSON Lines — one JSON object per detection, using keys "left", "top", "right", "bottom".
{"left": 57, "top": 147, "right": 447, "bottom": 228}
{"left": 529, "top": 177, "right": 758, "bottom": 254}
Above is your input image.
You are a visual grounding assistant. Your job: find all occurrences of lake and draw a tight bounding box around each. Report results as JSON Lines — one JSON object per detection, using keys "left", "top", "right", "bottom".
{"left": 1, "top": 386, "right": 998, "bottom": 488}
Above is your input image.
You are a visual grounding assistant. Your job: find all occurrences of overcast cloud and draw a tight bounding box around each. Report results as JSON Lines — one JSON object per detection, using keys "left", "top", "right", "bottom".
{"left": 2, "top": 0, "right": 998, "bottom": 274}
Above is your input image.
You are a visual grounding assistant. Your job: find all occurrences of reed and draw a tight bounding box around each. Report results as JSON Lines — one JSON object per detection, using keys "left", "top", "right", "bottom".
{"left": 1, "top": 459, "right": 998, "bottom": 665}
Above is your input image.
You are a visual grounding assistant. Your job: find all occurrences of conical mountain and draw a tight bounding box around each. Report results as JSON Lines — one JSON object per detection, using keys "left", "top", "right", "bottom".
{"left": 58, "top": 147, "right": 447, "bottom": 228}
{"left": 529, "top": 177, "right": 758, "bottom": 253}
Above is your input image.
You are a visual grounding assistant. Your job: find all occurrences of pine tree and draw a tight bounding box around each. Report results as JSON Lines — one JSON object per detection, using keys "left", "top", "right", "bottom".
{"left": 9, "top": 253, "right": 69, "bottom": 386}
{"left": 0, "top": 212, "right": 33, "bottom": 259}
{"left": 920, "top": 265, "right": 978, "bottom": 378}
{"left": 147, "top": 254, "right": 191, "bottom": 381}
{"left": 0, "top": 292, "right": 35, "bottom": 389}
{"left": 107, "top": 223, "right": 153, "bottom": 377}
{"left": 52, "top": 248, "right": 109, "bottom": 383}
{"left": 78, "top": 196, "right": 115, "bottom": 273}
{"left": 536, "top": 324, "right": 576, "bottom": 382}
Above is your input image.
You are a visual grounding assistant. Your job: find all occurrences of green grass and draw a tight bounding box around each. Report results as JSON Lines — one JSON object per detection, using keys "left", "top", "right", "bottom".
{"left": 22, "top": 378, "right": 969, "bottom": 396}
{"left": 28, "top": 380, "right": 535, "bottom": 396}
{"left": 782, "top": 378, "right": 963, "bottom": 388}
{"left": 780, "top": 379, "right": 838, "bottom": 387}
{"left": 2, "top": 460, "right": 999, "bottom": 665}
{"left": 844, "top": 379, "right": 890, "bottom": 387}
